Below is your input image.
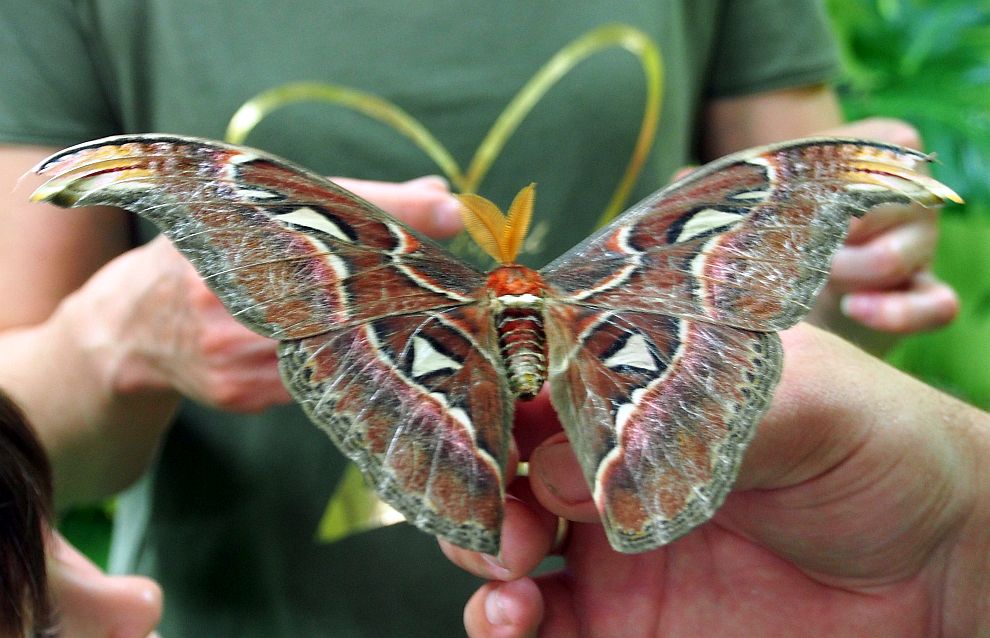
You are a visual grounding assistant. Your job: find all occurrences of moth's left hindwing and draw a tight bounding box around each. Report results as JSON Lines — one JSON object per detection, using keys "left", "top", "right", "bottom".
{"left": 543, "top": 305, "right": 780, "bottom": 551}
{"left": 540, "top": 139, "right": 961, "bottom": 552}
{"left": 33, "top": 135, "right": 512, "bottom": 553}
{"left": 280, "top": 305, "right": 512, "bottom": 552}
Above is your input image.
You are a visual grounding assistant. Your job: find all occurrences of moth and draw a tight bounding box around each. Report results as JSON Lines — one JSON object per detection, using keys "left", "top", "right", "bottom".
{"left": 32, "top": 135, "right": 960, "bottom": 554}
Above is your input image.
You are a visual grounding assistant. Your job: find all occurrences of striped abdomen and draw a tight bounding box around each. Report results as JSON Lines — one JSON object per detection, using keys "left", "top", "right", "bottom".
{"left": 497, "top": 306, "right": 547, "bottom": 399}
{"left": 487, "top": 264, "right": 548, "bottom": 400}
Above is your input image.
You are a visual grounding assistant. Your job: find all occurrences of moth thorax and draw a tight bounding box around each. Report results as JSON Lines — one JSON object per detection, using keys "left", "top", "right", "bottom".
{"left": 488, "top": 265, "right": 548, "bottom": 400}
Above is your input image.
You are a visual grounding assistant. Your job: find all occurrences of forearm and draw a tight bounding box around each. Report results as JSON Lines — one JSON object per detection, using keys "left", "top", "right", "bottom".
{"left": 702, "top": 84, "right": 843, "bottom": 158}
{"left": 942, "top": 399, "right": 990, "bottom": 637}
{"left": 0, "top": 297, "right": 179, "bottom": 507}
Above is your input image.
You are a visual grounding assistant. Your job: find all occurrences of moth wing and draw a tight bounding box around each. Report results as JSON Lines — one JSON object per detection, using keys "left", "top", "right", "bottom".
{"left": 542, "top": 139, "right": 961, "bottom": 332}
{"left": 540, "top": 139, "right": 959, "bottom": 552}
{"left": 33, "top": 134, "right": 486, "bottom": 339}
{"left": 281, "top": 305, "right": 513, "bottom": 553}
{"left": 544, "top": 304, "right": 780, "bottom": 552}
{"left": 34, "top": 135, "right": 513, "bottom": 552}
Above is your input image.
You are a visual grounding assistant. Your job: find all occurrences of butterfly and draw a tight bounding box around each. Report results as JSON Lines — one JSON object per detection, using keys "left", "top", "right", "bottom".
{"left": 32, "top": 135, "right": 960, "bottom": 554}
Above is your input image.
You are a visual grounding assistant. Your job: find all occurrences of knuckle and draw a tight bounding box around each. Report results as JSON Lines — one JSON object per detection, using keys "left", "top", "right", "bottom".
{"left": 889, "top": 121, "right": 922, "bottom": 149}
{"left": 396, "top": 202, "right": 432, "bottom": 227}
{"left": 865, "top": 117, "right": 923, "bottom": 149}
{"left": 404, "top": 175, "right": 450, "bottom": 192}
{"left": 207, "top": 377, "right": 249, "bottom": 411}
{"left": 878, "top": 304, "right": 913, "bottom": 334}
{"left": 867, "top": 241, "right": 914, "bottom": 283}
{"left": 203, "top": 369, "right": 280, "bottom": 412}
{"left": 197, "top": 328, "right": 232, "bottom": 358}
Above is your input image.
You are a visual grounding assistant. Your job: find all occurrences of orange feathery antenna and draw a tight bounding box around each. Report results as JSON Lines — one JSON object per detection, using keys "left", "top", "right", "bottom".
{"left": 456, "top": 183, "right": 536, "bottom": 264}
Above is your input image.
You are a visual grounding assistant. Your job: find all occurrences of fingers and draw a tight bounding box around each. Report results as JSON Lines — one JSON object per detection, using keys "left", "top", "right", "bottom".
{"left": 829, "top": 210, "right": 938, "bottom": 292}
{"left": 513, "top": 388, "right": 563, "bottom": 460}
{"left": 669, "top": 165, "right": 697, "bottom": 182}
{"left": 827, "top": 215, "right": 958, "bottom": 333}
{"left": 844, "top": 200, "right": 935, "bottom": 245}
{"left": 807, "top": 117, "right": 961, "bottom": 338}
{"left": 822, "top": 197, "right": 957, "bottom": 334}
{"left": 512, "top": 391, "right": 598, "bottom": 523}
{"left": 50, "top": 534, "right": 164, "bottom": 638}
{"left": 179, "top": 280, "right": 293, "bottom": 410}
{"left": 528, "top": 432, "right": 599, "bottom": 523}
{"left": 439, "top": 494, "right": 556, "bottom": 582}
{"left": 102, "top": 238, "right": 293, "bottom": 412}
{"left": 818, "top": 116, "right": 922, "bottom": 150}
{"left": 449, "top": 394, "right": 572, "bottom": 637}
{"left": 331, "top": 175, "right": 463, "bottom": 238}
{"left": 841, "top": 271, "right": 959, "bottom": 333}
{"left": 816, "top": 117, "right": 934, "bottom": 293}
{"left": 464, "top": 578, "right": 543, "bottom": 638}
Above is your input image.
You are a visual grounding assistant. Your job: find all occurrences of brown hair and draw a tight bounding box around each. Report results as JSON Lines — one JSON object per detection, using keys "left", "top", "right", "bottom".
{"left": 0, "top": 389, "right": 54, "bottom": 636}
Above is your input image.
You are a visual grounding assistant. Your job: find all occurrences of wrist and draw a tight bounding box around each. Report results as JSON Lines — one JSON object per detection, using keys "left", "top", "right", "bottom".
{"left": 805, "top": 289, "right": 899, "bottom": 357}
{"left": 56, "top": 255, "right": 175, "bottom": 398}
{"left": 45, "top": 289, "right": 179, "bottom": 505}
{"left": 940, "top": 403, "right": 990, "bottom": 636}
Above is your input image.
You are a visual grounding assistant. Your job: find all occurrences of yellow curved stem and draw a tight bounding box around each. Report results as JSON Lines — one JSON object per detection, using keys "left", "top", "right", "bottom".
{"left": 467, "top": 24, "right": 663, "bottom": 226}
{"left": 226, "top": 82, "right": 465, "bottom": 188}
{"left": 226, "top": 24, "right": 663, "bottom": 227}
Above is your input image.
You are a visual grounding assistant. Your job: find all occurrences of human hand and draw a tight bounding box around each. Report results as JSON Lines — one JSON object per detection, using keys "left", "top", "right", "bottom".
{"left": 64, "top": 175, "right": 463, "bottom": 413}
{"left": 48, "top": 533, "right": 163, "bottom": 638}
{"left": 445, "top": 324, "right": 990, "bottom": 637}
{"left": 806, "top": 118, "right": 959, "bottom": 349}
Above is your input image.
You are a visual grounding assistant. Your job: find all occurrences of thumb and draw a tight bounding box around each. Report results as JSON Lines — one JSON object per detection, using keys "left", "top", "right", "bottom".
{"left": 331, "top": 175, "right": 464, "bottom": 238}
{"left": 732, "top": 323, "right": 877, "bottom": 492}
{"left": 817, "top": 117, "right": 922, "bottom": 150}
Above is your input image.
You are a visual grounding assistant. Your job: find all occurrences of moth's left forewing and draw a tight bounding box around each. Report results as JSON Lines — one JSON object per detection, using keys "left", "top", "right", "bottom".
{"left": 32, "top": 135, "right": 487, "bottom": 339}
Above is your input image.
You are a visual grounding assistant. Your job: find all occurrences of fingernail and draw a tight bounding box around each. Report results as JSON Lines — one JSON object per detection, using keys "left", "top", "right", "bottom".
{"left": 840, "top": 294, "right": 876, "bottom": 321}
{"left": 433, "top": 197, "right": 464, "bottom": 235}
{"left": 482, "top": 553, "right": 512, "bottom": 580}
{"left": 842, "top": 293, "right": 905, "bottom": 331}
{"left": 407, "top": 174, "right": 449, "bottom": 190}
{"left": 485, "top": 586, "right": 511, "bottom": 626}
{"left": 534, "top": 441, "right": 590, "bottom": 505}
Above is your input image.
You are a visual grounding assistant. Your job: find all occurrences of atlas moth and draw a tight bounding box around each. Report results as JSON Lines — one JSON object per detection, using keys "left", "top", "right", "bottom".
{"left": 32, "top": 135, "right": 960, "bottom": 553}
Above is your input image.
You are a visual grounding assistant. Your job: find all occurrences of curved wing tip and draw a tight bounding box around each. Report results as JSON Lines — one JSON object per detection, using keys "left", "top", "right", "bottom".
{"left": 29, "top": 181, "right": 61, "bottom": 203}
{"left": 936, "top": 182, "right": 965, "bottom": 206}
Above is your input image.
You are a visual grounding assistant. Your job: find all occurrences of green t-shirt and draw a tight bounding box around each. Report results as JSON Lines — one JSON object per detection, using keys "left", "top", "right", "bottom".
{"left": 0, "top": 1, "right": 838, "bottom": 635}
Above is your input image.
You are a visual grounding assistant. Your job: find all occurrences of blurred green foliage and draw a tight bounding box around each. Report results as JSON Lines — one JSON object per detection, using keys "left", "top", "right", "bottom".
{"left": 827, "top": 0, "right": 990, "bottom": 213}
{"left": 827, "top": 0, "right": 990, "bottom": 408}
{"left": 59, "top": 504, "right": 113, "bottom": 567}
